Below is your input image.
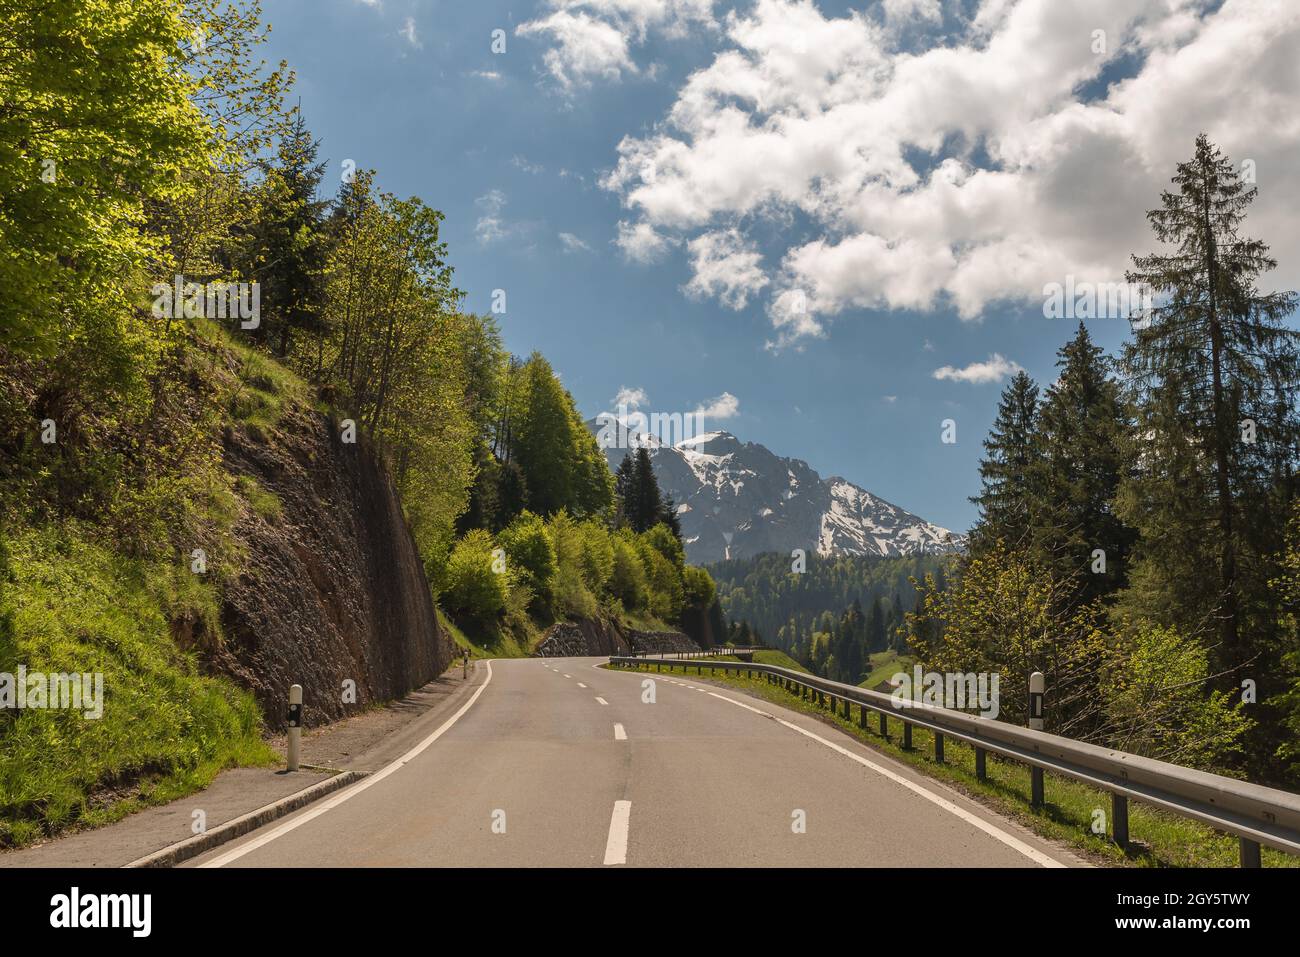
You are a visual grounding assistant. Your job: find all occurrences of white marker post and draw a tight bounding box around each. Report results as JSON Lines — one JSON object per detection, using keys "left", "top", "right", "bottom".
{"left": 287, "top": 684, "right": 303, "bottom": 772}
{"left": 1028, "top": 671, "right": 1045, "bottom": 808}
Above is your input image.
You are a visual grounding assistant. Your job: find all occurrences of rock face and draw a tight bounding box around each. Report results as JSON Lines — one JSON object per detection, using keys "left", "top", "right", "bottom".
{"left": 534, "top": 619, "right": 699, "bottom": 657}
{"left": 594, "top": 426, "right": 964, "bottom": 565}
{"left": 209, "top": 406, "right": 452, "bottom": 731}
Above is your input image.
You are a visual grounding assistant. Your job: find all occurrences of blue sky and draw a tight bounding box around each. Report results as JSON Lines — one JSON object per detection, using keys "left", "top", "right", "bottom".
{"left": 260, "top": 0, "right": 1299, "bottom": 533}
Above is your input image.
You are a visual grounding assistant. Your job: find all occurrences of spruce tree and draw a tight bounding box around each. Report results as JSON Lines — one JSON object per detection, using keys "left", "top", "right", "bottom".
{"left": 245, "top": 110, "right": 330, "bottom": 358}
{"left": 1120, "top": 134, "right": 1300, "bottom": 675}
{"left": 1037, "top": 322, "right": 1135, "bottom": 601}
{"left": 970, "top": 371, "right": 1043, "bottom": 552}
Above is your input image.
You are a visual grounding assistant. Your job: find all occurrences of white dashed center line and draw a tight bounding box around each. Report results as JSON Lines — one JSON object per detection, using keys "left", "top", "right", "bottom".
{"left": 603, "top": 800, "right": 632, "bottom": 865}
{"left": 595, "top": 697, "right": 609, "bottom": 706}
{"left": 613, "top": 723, "right": 627, "bottom": 740}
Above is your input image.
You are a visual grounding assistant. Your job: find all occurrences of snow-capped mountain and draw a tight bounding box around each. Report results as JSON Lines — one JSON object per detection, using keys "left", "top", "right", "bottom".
{"left": 591, "top": 423, "right": 965, "bottom": 565}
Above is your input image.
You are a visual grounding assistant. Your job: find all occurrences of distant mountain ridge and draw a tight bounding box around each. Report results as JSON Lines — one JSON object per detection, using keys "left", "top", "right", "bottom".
{"left": 590, "top": 421, "right": 964, "bottom": 565}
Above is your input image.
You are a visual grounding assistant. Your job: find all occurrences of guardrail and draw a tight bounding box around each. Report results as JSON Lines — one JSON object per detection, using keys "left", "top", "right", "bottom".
{"left": 608, "top": 655, "right": 1300, "bottom": 867}
{"left": 624, "top": 646, "right": 762, "bottom": 661}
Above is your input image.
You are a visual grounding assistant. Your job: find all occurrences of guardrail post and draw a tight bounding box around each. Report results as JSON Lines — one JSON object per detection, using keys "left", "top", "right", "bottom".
{"left": 879, "top": 712, "right": 888, "bottom": 739}
{"left": 842, "top": 697, "right": 850, "bottom": 719}
{"left": 1240, "top": 838, "right": 1261, "bottom": 868}
{"left": 1112, "top": 794, "right": 1128, "bottom": 849}
{"left": 287, "top": 683, "right": 303, "bottom": 772}
{"left": 1029, "top": 671, "right": 1045, "bottom": 809}
{"left": 934, "top": 732, "right": 944, "bottom": 763}
{"left": 858, "top": 703, "right": 867, "bottom": 728}
{"left": 975, "top": 747, "right": 986, "bottom": 780}
{"left": 902, "top": 721, "right": 912, "bottom": 750}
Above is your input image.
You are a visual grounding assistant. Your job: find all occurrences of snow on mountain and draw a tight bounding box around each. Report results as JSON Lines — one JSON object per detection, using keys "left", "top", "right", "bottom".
{"left": 590, "top": 422, "right": 964, "bottom": 565}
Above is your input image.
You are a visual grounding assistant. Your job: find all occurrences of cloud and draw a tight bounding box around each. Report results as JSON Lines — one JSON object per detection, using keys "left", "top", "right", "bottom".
{"left": 518, "top": 11, "right": 635, "bottom": 89}
{"left": 474, "top": 190, "right": 512, "bottom": 245}
{"left": 932, "top": 353, "right": 1024, "bottom": 385}
{"left": 518, "top": 1, "right": 717, "bottom": 90}
{"left": 559, "top": 231, "right": 593, "bottom": 253}
{"left": 682, "top": 229, "right": 768, "bottom": 309}
{"left": 882, "top": 0, "right": 942, "bottom": 24}
{"left": 400, "top": 16, "right": 421, "bottom": 48}
{"left": 694, "top": 391, "right": 740, "bottom": 419}
{"left": 614, "top": 385, "right": 649, "bottom": 408}
{"left": 614, "top": 220, "right": 676, "bottom": 263}
{"left": 601, "top": 0, "right": 1300, "bottom": 346}
{"left": 471, "top": 69, "right": 503, "bottom": 81}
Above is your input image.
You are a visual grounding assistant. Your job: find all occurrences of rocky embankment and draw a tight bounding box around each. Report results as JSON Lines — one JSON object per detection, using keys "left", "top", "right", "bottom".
{"left": 534, "top": 619, "right": 700, "bottom": 657}
{"left": 195, "top": 406, "right": 453, "bottom": 731}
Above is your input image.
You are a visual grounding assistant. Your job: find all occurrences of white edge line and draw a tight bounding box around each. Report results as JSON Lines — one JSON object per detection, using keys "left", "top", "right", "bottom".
{"left": 701, "top": 689, "right": 1066, "bottom": 868}
{"left": 201, "top": 660, "right": 496, "bottom": 867}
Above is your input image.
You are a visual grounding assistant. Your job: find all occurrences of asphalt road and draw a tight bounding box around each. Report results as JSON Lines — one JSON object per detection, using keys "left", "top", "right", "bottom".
{"left": 186, "top": 658, "right": 1080, "bottom": 868}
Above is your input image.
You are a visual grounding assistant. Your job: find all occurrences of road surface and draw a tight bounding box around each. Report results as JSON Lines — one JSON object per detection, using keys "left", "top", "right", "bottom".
{"left": 186, "top": 658, "right": 1079, "bottom": 867}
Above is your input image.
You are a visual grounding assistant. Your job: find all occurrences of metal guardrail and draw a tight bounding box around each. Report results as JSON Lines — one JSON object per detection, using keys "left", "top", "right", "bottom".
{"left": 624, "top": 646, "right": 762, "bottom": 660}
{"left": 609, "top": 655, "right": 1300, "bottom": 867}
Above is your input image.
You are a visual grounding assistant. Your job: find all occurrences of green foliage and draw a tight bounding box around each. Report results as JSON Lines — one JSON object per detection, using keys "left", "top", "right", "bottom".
{"left": 903, "top": 541, "right": 1251, "bottom": 768}
{"left": 497, "top": 511, "right": 556, "bottom": 605}
{"left": 608, "top": 532, "right": 649, "bottom": 611}
{"left": 442, "top": 530, "right": 508, "bottom": 623}
{"left": 1100, "top": 622, "right": 1250, "bottom": 769}
{"left": 682, "top": 565, "right": 716, "bottom": 610}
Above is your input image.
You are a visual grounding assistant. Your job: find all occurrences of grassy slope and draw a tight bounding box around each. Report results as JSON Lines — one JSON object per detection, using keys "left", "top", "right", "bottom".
{"left": 0, "top": 529, "right": 275, "bottom": 846}
{"left": 0, "top": 321, "right": 318, "bottom": 846}
{"left": 612, "top": 660, "right": 1298, "bottom": 868}
{"left": 861, "top": 649, "right": 914, "bottom": 690}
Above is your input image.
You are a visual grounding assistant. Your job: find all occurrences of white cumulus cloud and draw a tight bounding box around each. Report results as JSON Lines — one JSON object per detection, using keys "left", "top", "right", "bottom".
{"left": 599, "top": 0, "right": 1300, "bottom": 346}
{"left": 932, "top": 353, "right": 1024, "bottom": 384}
{"left": 693, "top": 391, "right": 740, "bottom": 419}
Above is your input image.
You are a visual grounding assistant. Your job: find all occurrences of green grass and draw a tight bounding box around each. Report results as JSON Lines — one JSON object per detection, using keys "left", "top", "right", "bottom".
{"left": 192, "top": 318, "right": 311, "bottom": 434}
{"left": 747, "top": 649, "right": 809, "bottom": 672}
{"left": 611, "top": 659, "right": 1299, "bottom": 869}
{"left": 0, "top": 525, "right": 277, "bottom": 848}
{"left": 861, "top": 649, "right": 914, "bottom": 690}
{"left": 235, "top": 475, "right": 282, "bottom": 521}
{"left": 438, "top": 608, "right": 536, "bottom": 660}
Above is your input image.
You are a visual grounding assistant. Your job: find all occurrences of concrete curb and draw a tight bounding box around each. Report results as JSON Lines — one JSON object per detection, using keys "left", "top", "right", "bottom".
{"left": 123, "top": 770, "right": 367, "bottom": 868}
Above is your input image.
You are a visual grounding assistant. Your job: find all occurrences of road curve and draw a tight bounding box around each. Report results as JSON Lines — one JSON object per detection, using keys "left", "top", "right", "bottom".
{"left": 185, "top": 658, "right": 1080, "bottom": 868}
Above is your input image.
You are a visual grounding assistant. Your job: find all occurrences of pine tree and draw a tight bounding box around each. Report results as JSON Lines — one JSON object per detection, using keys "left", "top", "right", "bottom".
{"left": 619, "top": 446, "right": 665, "bottom": 533}
{"left": 245, "top": 110, "right": 330, "bottom": 358}
{"left": 1036, "top": 322, "right": 1135, "bottom": 601}
{"left": 866, "top": 596, "right": 886, "bottom": 653}
{"left": 970, "top": 371, "right": 1043, "bottom": 552}
{"left": 659, "top": 495, "right": 683, "bottom": 544}
{"left": 1120, "top": 134, "right": 1300, "bottom": 675}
